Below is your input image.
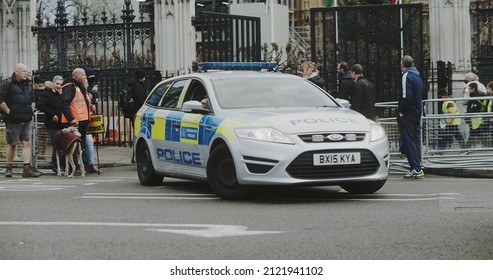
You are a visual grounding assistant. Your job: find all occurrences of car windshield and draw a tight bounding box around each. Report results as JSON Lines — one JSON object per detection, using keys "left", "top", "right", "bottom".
{"left": 211, "top": 77, "right": 339, "bottom": 109}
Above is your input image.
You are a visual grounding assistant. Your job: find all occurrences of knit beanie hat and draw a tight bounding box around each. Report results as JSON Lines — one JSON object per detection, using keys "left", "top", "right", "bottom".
{"left": 84, "top": 67, "right": 96, "bottom": 78}
{"left": 135, "top": 70, "right": 146, "bottom": 79}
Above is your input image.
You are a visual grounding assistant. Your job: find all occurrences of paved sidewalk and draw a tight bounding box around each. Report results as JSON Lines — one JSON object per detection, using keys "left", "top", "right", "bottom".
{"left": 1, "top": 145, "right": 134, "bottom": 176}
{"left": 85, "top": 145, "right": 134, "bottom": 168}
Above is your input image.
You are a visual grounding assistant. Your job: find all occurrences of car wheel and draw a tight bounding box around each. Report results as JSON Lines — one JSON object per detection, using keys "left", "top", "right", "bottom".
{"left": 207, "top": 144, "right": 249, "bottom": 199}
{"left": 340, "top": 180, "right": 386, "bottom": 194}
{"left": 136, "top": 142, "right": 163, "bottom": 186}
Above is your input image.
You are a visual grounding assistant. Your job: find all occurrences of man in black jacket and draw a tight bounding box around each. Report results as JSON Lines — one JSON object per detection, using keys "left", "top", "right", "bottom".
{"left": 334, "top": 61, "right": 353, "bottom": 100}
{"left": 0, "top": 63, "right": 42, "bottom": 177}
{"left": 350, "top": 64, "right": 377, "bottom": 121}
{"left": 127, "top": 69, "right": 147, "bottom": 122}
{"left": 127, "top": 69, "right": 147, "bottom": 163}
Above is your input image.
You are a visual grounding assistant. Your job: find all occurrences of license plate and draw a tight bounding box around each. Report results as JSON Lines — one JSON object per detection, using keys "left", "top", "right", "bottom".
{"left": 313, "top": 152, "right": 361, "bottom": 166}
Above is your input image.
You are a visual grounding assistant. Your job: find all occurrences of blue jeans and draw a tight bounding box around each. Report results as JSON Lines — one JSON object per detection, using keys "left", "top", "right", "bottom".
{"left": 83, "top": 134, "right": 95, "bottom": 167}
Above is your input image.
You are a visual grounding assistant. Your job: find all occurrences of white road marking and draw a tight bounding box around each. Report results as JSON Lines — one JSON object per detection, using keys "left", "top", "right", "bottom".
{"left": 327, "top": 197, "right": 456, "bottom": 202}
{"left": 0, "top": 221, "right": 284, "bottom": 238}
{"left": 147, "top": 225, "right": 283, "bottom": 238}
{"left": 78, "top": 192, "right": 457, "bottom": 201}
{"left": 0, "top": 186, "right": 66, "bottom": 191}
{"left": 79, "top": 193, "right": 219, "bottom": 200}
{"left": 0, "top": 178, "right": 127, "bottom": 192}
{"left": 0, "top": 184, "right": 78, "bottom": 191}
{"left": 79, "top": 196, "right": 220, "bottom": 200}
{"left": 83, "top": 193, "right": 216, "bottom": 196}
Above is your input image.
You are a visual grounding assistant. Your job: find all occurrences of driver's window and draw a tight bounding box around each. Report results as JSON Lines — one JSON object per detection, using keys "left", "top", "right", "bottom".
{"left": 185, "top": 80, "right": 207, "bottom": 103}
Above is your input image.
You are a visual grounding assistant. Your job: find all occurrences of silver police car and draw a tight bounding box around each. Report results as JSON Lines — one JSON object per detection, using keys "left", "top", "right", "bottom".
{"left": 134, "top": 62, "right": 389, "bottom": 199}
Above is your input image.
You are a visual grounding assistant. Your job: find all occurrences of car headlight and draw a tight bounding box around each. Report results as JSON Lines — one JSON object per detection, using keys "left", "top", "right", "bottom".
{"left": 370, "top": 123, "right": 387, "bottom": 142}
{"left": 235, "top": 127, "right": 295, "bottom": 144}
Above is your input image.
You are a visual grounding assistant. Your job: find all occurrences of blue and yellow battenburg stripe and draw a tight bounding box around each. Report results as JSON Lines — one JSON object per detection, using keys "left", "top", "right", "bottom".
{"left": 136, "top": 108, "right": 226, "bottom": 146}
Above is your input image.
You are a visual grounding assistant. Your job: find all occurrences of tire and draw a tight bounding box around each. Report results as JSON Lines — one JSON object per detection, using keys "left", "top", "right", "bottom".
{"left": 207, "top": 144, "right": 249, "bottom": 199}
{"left": 136, "top": 142, "right": 163, "bottom": 186}
{"left": 340, "top": 179, "right": 386, "bottom": 194}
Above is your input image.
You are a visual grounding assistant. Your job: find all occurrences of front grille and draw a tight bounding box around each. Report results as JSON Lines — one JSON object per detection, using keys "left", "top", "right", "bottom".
{"left": 286, "top": 149, "right": 379, "bottom": 179}
{"left": 298, "top": 133, "right": 366, "bottom": 143}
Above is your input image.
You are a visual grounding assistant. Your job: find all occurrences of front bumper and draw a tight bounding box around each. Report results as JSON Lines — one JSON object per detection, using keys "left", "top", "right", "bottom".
{"left": 230, "top": 133, "right": 389, "bottom": 186}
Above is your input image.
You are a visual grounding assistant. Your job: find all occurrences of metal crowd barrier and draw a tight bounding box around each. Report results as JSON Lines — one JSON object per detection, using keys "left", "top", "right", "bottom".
{"left": 0, "top": 111, "right": 51, "bottom": 169}
{"left": 376, "top": 97, "right": 493, "bottom": 172}
{"left": 0, "top": 110, "right": 131, "bottom": 170}
{"left": 421, "top": 96, "right": 493, "bottom": 169}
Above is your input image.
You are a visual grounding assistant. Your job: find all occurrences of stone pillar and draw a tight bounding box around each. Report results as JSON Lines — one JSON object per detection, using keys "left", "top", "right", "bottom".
{"left": 429, "top": 0, "right": 471, "bottom": 97}
{"left": 154, "top": 0, "right": 196, "bottom": 75}
{"left": 1, "top": 0, "right": 38, "bottom": 77}
{"left": 1, "top": 0, "right": 17, "bottom": 77}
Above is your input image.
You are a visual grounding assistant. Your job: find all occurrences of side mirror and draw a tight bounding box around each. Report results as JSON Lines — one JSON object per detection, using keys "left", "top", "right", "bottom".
{"left": 182, "top": 100, "right": 209, "bottom": 113}
{"left": 337, "top": 99, "right": 351, "bottom": 109}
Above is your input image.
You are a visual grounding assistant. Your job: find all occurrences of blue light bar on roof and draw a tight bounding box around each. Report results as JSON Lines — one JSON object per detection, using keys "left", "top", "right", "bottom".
{"left": 198, "top": 62, "right": 277, "bottom": 71}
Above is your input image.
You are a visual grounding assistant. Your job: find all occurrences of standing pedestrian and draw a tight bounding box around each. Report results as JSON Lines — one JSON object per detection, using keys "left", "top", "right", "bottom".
{"left": 465, "top": 82, "right": 487, "bottom": 148}
{"left": 397, "top": 55, "right": 424, "bottom": 179}
{"left": 126, "top": 69, "right": 147, "bottom": 163}
{"left": 299, "top": 61, "right": 326, "bottom": 90}
{"left": 83, "top": 67, "right": 102, "bottom": 173}
{"left": 486, "top": 81, "right": 493, "bottom": 147}
{"left": 0, "top": 63, "right": 42, "bottom": 177}
{"left": 333, "top": 61, "right": 353, "bottom": 100}
{"left": 36, "top": 75, "right": 65, "bottom": 172}
{"left": 349, "top": 64, "right": 377, "bottom": 121}
{"left": 60, "top": 68, "right": 91, "bottom": 172}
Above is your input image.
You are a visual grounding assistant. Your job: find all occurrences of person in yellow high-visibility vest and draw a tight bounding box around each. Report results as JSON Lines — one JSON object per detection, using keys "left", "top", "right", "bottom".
{"left": 465, "top": 82, "right": 488, "bottom": 148}
{"left": 486, "top": 81, "right": 493, "bottom": 147}
{"left": 436, "top": 89, "right": 466, "bottom": 154}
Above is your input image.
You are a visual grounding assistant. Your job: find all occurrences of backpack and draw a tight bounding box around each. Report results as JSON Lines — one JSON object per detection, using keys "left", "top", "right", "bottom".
{"left": 119, "top": 86, "right": 135, "bottom": 118}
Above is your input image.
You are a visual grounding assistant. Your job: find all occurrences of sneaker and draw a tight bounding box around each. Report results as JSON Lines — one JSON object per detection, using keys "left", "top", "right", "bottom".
{"left": 22, "top": 164, "right": 42, "bottom": 178}
{"left": 403, "top": 169, "right": 424, "bottom": 179}
{"left": 414, "top": 170, "right": 424, "bottom": 179}
{"left": 459, "top": 151, "right": 469, "bottom": 155}
{"left": 5, "top": 164, "right": 13, "bottom": 177}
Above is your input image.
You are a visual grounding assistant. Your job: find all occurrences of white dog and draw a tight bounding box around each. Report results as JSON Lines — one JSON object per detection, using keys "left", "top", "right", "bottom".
{"left": 54, "top": 126, "right": 86, "bottom": 178}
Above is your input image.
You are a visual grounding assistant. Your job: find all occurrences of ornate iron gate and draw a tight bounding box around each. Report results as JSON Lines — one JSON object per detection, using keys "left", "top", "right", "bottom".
{"left": 472, "top": 1, "right": 493, "bottom": 85}
{"left": 310, "top": 4, "right": 425, "bottom": 118}
{"left": 31, "top": 0, "right": 157, "bottom": 146}
{"left": 194, "top": 12, "right": 261, "bottom": 63}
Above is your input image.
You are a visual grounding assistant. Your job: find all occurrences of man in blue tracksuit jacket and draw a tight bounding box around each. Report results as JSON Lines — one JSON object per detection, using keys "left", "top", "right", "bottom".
{"left": 398, "top": 55, "right": 424, "bottom": 179}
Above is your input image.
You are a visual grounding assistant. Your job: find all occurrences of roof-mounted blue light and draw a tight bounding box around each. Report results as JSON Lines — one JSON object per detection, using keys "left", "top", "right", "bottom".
{"left": 198, "top": 62, "right": 277, "bottom": 71}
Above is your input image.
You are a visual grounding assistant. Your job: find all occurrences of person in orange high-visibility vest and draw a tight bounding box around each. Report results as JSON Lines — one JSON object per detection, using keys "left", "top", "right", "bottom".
{"left": 60, "top": 68, "right": 91, "bottom": 171}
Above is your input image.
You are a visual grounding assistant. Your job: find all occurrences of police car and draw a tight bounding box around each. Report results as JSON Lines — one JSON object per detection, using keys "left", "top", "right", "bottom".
{"left": 134, "top": 62, "right": 389, "bottom": 199}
